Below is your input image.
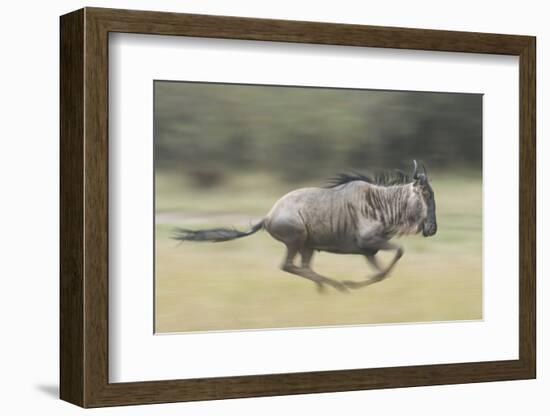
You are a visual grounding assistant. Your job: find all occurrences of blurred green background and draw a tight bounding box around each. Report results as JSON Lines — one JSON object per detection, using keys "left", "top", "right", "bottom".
{"left": 154, "top": 81, "right": 482, "bottom": 333}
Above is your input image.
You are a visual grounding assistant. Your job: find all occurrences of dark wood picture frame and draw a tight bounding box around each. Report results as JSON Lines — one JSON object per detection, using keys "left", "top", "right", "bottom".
{"left": 60, "top": 7, "right": 536, "bottom": 408}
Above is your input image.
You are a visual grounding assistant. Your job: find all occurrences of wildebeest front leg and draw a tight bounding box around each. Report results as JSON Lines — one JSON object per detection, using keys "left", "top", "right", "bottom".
{"left": 343, "top": 240, "right": 403, "bottom": 289}
{"left": 365, "top": 254, "right": 383, "bottom": 274}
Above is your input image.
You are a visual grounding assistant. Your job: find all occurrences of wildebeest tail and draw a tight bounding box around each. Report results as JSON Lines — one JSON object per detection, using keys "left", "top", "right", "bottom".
{"left": 172, "top": 220, "right": 264, "bottom": 243}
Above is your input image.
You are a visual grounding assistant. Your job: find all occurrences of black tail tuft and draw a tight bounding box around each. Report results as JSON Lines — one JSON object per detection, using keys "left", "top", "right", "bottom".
{"left": 172, "top": 221, "right": 263, "bottom": 243}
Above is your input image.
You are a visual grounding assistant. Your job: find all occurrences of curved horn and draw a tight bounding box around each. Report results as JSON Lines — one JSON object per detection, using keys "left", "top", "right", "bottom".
{"left": 412, "top": 160, "right": 419, "bottom": 179}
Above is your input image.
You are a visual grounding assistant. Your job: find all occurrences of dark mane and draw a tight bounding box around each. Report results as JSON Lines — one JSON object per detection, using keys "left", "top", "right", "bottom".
{"left": 325, "top": 170, "right": 412, "bottom": 188}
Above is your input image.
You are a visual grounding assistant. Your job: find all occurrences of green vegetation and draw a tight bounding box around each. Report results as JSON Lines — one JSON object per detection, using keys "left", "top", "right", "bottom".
{"left": 155, "top": 82, "right": 482, "bottom": 188}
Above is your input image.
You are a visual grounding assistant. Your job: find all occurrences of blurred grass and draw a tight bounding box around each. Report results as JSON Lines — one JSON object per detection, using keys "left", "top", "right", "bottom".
{"left": 155, "top": 173, "right": 482, "bottom": 333}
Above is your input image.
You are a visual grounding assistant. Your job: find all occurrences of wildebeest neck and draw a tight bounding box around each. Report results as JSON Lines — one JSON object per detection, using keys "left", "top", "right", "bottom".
{"left": 358, "top": 183, "right": 425, "bottom": 236}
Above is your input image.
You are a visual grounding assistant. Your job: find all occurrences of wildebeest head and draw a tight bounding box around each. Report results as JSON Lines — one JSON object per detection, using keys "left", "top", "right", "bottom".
{"left": 412, "top": 160, "right": 437, "bottom": 237}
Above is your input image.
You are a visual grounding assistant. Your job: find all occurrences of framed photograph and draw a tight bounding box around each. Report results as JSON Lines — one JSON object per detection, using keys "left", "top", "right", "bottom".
{"left": 60, "top": 7, "right": 536, "bottom": 408}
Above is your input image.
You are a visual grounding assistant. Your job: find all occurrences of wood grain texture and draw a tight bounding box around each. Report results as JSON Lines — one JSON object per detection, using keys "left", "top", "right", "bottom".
{"left": 59, "top": 7, "right": 537, "bottom": 408}
{"left": 59, "top": 8, "right": 84, "bottom": 407}
{"left": 83, "top": 10, "right": 110, "bottom": 406}
{"left": 518, "top": 38, "right": 536, "bottom": 375}
{"left": 89, "top": 7, "right": 532, "bottom": 54}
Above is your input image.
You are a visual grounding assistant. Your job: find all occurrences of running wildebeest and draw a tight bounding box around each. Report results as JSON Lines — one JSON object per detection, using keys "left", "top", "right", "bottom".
{"left": 173, "top": 161, "right": 437, "bottom": 292}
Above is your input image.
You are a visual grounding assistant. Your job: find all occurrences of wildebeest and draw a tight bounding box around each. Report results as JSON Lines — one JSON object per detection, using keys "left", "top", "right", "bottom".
{"left": 173, "top": 161, "right": 437, "bottom": 292}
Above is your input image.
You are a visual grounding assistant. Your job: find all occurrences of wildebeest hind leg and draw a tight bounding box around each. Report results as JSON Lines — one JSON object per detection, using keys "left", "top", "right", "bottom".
{"left": 281, "top": 246, "right": 348, "bottom": 293}
{"left": 280, "top": 243, "right": 300, "bottom": 272}
{"left": 298, "top": 248, "right": 349, "bottom": 293}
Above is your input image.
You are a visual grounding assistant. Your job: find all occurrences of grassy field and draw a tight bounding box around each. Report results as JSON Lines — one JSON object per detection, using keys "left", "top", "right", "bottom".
{"left": 155, "top": 173, "right": 482, "bottom": 333}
